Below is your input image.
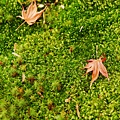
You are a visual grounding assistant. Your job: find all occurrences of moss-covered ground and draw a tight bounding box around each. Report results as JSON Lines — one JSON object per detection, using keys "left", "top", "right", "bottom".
{"left": 0, "top": 0, "right": 120, "bottom": 119}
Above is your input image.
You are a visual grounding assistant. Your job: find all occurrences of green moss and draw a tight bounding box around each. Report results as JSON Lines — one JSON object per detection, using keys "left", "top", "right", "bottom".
{"left": 0, "top": 0, "right": 120, "bottom": 119}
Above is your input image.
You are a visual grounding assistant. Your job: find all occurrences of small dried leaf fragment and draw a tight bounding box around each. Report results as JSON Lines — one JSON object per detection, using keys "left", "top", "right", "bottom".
{"left": 60, "top": 5, "right": 65, "bottom": 9}
{"left": 12, "top": 52, "right": 21, "bottom": 57}
{"left": 38, "top": 4, "right": 44, "bottom": 8}
{"left": 14, "top": 43, "right": 17, "bottom": 52}
{"left": 37, "top": 92, "right": 44, "bottom": 98}
{"left": 84, "top": 56, "right": 109, "bottom": 88}
{"left": 12, "top": 43, "right": 21, "bottom": 57}
{"left": 48, "top": 102, "right": 55, "bottom": 110}
{"left": 69, "top": 46, "right": 74, "bottom": 53}
{"left": 54, "top": 0, "right": 58, "bottom": 4}
{"left": 17, "top": 0, "right": 46, "bottom": 25}
{"left": 22, "top": 73, "right": 25, "bottom": 83}
{"left": 27, "top": 77, "right": 35, "bottom": 84}
{"left": 76, "top": 104, "right": 80, "bottom": 118}
{"left": 17, "top": 87, "right": 24, "bottom": 99}
{"left": 0, "top": 61, "right": 4, "bottom": 66}
{"left": 12, "top": 72, "right": 19, "bottom": 77}
{"left": 65, "top": 97, "right": 71, "bottom": 103}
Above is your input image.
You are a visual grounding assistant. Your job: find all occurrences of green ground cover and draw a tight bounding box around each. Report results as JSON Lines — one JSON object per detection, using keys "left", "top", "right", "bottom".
{"left": 0, "top": 0, "right": 120, "bottom": 119}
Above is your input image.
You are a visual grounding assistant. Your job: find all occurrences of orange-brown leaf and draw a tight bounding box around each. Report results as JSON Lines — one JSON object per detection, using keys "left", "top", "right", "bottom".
{"left": 17, "top": 0, "right": 46, "bottom": 25}
{"left": 84, "top": 56, "right": 109, "bottom": 88}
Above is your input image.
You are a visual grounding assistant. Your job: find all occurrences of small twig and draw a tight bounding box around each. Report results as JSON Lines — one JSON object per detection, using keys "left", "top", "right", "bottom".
{"left": 96, "top": 45, "right": 98, "bottom": 58}
{"left": 15, "top": 21, "right": 26, "bottom": 31}
{"left": 79, "top": 26, "right": 83, "bottom": 32}
{"left": 65, "top": 97, "right": 71, "bottom": 103}
{"left": 42, "top": 6, "right": 47, "bottom": 24}
{"left": 43, "top": 12, "right": 45, "bottom": 24}
{"left": 37, "top": 92, "right": 44, "bottom": 98}
{"left": 12, "top": 52, "right": 21, "bottom": 57}
{"left": 76, "top": 104, "right": 80, "bottom": 119}
{"left": 54, "top": 0, "right": 58, "bottom": 5}
{"left": 14, "top": 43, "right": 17, "bottom": 52}
{"left": 90, "top": 82, "right": 93, "bottom": 89}
{"left": 22, "top": 73, "right": 25, "bottom": 83}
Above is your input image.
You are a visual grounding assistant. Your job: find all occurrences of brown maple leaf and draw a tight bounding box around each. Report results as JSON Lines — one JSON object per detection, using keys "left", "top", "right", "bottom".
{"left": 16, "top": 0, "right": 46, "bottom": 30}
{"left": 84, "top": 56, "right": 109, "bottom": 88}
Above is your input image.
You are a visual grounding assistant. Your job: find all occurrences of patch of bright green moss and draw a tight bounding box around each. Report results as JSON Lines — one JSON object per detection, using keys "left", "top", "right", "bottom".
{"left": 0, "top": 0, "right": 120, "bottom": 119}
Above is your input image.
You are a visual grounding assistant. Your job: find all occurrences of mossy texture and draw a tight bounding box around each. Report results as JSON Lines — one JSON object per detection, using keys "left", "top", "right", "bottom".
{"left": 0, "top": 0, "right": 120, "bottom": 119}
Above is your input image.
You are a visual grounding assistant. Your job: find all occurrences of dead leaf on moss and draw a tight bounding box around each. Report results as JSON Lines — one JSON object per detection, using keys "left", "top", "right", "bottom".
{"left": 84, "top": 55, "right": 109, "bottom": 88}
{"left": 16, "top": 0, "right": 47, "bottom": 30}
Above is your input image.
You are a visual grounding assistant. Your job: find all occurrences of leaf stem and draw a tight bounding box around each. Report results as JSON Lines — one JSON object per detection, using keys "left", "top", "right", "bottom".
{"left": 15, "top": 21, "right": 26, "bottom": 31}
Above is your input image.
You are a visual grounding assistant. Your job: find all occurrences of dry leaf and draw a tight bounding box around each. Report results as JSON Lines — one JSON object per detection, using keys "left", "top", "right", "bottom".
{"left": 79, "top": 26, "right": 83, "bottom": 32}
{"left": 17, "top": 87, "right": 24, "bottom": 99}
{"left": 76, "top": 104, "right": 80, "bottom": 119}
{"left": 22, "top": 73, "right": 25, "bottom": 83}
{"left": 84, "top": 56, "right": 109, "bottom": 88}
{"left": 16, "top": 0, "right": 46, "bottom": 30}
{"left": 38, "top": 4, "right": 44, "bottom": 8}
{"left": 27, "top": 77, "right": 35, "bottom": 84}
{"left": 60, "top": 5, "right": 65, "bottom": 9}
{"left": 14, "top": 43, "right": 17, "bottom": 52}
{"left": 48, "top": 102, "right": 55, "bottom": 110}
{"left": 65, "top": 97, "right": 71, "bottom": 103}
{"left": 37, "top": 92, "right": 44, "bottom": 98}
{"left": 18, "top": 0, "right": 46, "bottom": 25}
{"left": 12, "top": 72, "right": 19, "bottom": 77}
{"left": 12, "top": 52, "right": 21, "bottom": 57}
{"left": 0, "top": 61, "right": 4, "bottom": 66}
{"left": 54, "top": 0, "right": 58, "bottom": 4}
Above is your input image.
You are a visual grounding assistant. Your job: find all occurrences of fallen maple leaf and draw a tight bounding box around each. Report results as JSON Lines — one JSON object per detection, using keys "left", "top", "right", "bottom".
{"left": 16, "top": 0, "right": 46, "bottom": 30}
{"left": 84, "top": 56, "right": 109, "bottom": 88}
